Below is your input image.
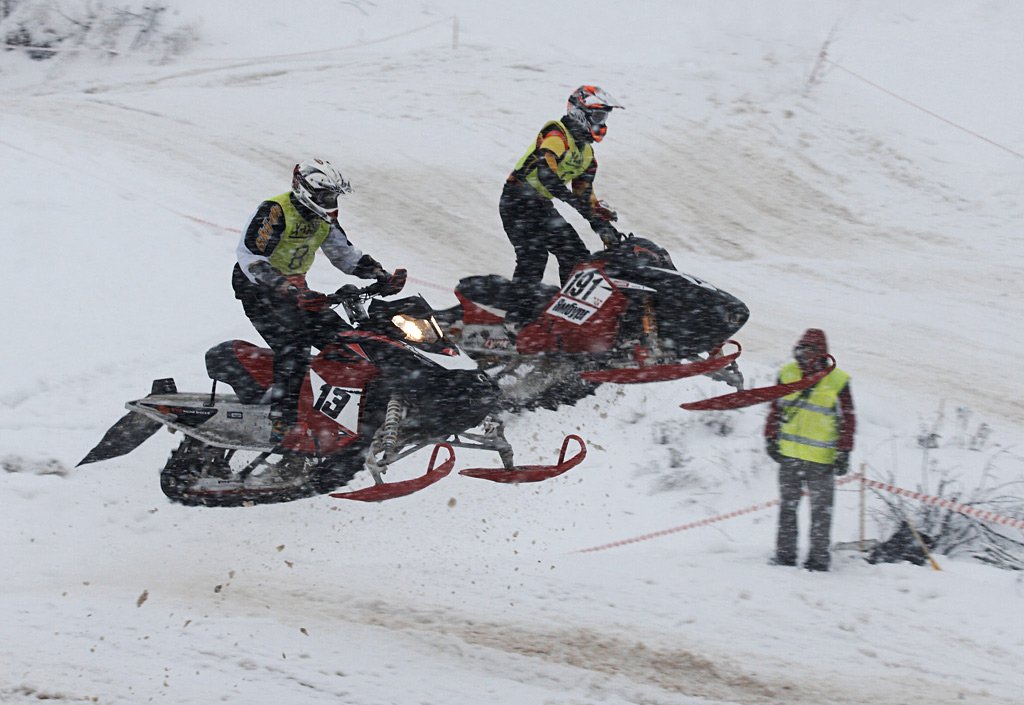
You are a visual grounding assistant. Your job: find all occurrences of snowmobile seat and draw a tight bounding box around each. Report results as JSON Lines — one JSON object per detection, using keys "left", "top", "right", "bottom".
{"left": 205, "top": 340, "right": 272, "bottom": 405}
{"left": 456, "top": 275, "right": 559, "bottom": 320}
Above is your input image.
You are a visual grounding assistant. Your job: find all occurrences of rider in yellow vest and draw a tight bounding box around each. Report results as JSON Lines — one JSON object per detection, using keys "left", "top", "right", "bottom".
{"left": 233, "top": 159, "right": 406, "bottom": 443}
{"left": 764, "top": 328, "right": 856, "bottom": 571}
{"left": 499, "top": 86, "right": 624, "bottom": 331}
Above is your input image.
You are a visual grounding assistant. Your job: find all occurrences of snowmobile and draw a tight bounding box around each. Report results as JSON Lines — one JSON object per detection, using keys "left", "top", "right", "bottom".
{"left": 77, "top": 280, "right": 585, "bottom": 507}
{"left": 436, "top": 231, "right": 752, "bottom": 412}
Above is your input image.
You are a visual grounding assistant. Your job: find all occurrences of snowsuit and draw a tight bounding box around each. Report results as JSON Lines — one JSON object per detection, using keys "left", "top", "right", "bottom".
{"left": 499, "top": 116, "right": 616, "bottom": 324}
{"left": 764, "top": 328, "right": 856, "bottom": 571}
{"left": 232, "top": 192, "right": 383, "bottom": 425}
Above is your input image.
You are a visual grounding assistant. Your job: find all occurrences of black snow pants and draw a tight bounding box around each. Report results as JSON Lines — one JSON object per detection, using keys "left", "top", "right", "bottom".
{"left": 775, "top": 457, "right": 836, "bottom": 570}
{"left": 233, "top": 266, "right": 347, "bottom": 425}
{"left": 499, "top": 180, "right": 589, "bottom": 323}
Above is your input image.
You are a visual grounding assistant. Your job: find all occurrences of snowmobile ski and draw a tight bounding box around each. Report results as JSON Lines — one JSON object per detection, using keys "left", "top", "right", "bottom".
{"left": 680, "top": 355, "right": 836, "bottom": 410}
{"left": 580, "top": 341, "right": 741, "bottom": 384}
{"left": 459, "top": 434, "right": 586, "bottom": 483}
{"left": 330, "top": 443, "right": 455, "bottom": 502}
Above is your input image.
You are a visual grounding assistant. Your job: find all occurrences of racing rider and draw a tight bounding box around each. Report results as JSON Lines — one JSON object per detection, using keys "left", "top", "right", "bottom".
{"left": 499, "top": 85, "right": 624, "bottom": 332}
{"left": 233, "top": 158, "right": 406, "bottom": 444}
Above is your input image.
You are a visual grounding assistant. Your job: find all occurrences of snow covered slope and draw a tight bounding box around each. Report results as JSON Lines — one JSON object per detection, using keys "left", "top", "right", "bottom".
{"left": 2, "top": 1, "right": 1022, "bottom": 703}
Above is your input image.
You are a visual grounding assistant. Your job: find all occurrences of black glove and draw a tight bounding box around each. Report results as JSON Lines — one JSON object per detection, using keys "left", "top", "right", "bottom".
{"left": 834, "top": 451, "right": 850, "bottom": 476}
{"left": 377, "top": 268, "right": 407, "bottom": 297}
{"left": 593, "top": 220, "right": 622, "bottom": 249}
{"left": 352, "top": 253, "right": 384, "bottom": 280}
{"left": 766, "top": 437, "right": 785, "bottom": 464}
{"left": 296, "top": 289, "right": 329, "bottom": 312}
{"left": 592, "top": 200, "right": 618, "bottom": 222}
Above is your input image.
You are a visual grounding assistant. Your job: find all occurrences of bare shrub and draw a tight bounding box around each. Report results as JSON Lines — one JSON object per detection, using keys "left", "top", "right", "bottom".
{"left": 2, "top": 1, "right": 198, "bottom": 62}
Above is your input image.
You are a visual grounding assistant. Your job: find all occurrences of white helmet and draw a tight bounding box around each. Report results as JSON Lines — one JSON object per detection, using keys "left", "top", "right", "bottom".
{"left": 566, "top": 85, "right": 623, "bottom": 143}
{"left": 292, "top": 158, "right": 352, "bottom": 222}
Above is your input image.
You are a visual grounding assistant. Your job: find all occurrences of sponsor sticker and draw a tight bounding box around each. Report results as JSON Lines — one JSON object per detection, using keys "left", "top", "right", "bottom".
{"left": 546, "top": 266, "right": 614, "bottom": 324}
{"left": 547, "top": 296, "right": 597, "bottom": 324}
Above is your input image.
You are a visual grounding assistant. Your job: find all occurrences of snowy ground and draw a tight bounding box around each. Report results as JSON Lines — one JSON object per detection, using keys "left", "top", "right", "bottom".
{"left": 2, "top": 1, "right": 1023, "bottom": 703}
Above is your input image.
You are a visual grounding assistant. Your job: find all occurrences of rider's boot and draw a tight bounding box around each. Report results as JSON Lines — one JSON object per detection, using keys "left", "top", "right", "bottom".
{"left": 268, "top": 395, "right": 297, "bottom": 444}
{"left": 270, "top": 418, "right": 290, "bottom": 444}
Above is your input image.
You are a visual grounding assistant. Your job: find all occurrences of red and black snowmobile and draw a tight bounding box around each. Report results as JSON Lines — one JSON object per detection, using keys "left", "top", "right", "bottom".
{"left": 437, "top": 233, "right": 752, "bottom": 412}
{"left": 78, "top": 281, "right": 585, "bottom": 507}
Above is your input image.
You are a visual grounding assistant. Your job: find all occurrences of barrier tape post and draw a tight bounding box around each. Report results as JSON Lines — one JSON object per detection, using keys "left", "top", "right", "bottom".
{"left": 859, "top": 462, "right": 866, "bottom": 552}
{"left": 806, "top": 24, "right": 838, "bottom": 90}
{"left": 901, "top": 513, "right": 942, "bottom": 571}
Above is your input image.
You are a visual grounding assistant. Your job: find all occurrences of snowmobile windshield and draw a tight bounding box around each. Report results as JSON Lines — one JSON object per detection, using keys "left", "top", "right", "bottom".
{"left": 369, "top": 296, "right": 448, "bottom": 346}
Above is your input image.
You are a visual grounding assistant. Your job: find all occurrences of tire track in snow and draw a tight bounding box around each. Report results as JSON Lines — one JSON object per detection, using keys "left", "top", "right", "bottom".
{"left": 209, "top": 581, "right": 1012, "bottom": 705}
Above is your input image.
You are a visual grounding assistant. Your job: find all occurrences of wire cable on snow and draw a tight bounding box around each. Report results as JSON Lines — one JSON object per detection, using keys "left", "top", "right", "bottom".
{"left": 808, "top": 45, "right": 1024, "bottom": 162}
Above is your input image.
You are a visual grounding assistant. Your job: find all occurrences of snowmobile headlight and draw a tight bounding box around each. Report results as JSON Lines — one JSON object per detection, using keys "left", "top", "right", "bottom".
{"left": 392, "top": 314, "right": 439, "bottom": 343}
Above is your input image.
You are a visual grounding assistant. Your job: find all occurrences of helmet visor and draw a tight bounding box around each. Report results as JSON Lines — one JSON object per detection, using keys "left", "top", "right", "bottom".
{"left": 588, "top": 108, "right": 610, "bottom": 125}
{"left": 310, "top": 188, "right": 340, "bottom": 209}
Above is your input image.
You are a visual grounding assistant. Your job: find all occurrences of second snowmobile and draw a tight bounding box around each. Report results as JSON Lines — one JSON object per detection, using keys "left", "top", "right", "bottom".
{"left": 437, "top": 232, "right": 750, "bottom": 412}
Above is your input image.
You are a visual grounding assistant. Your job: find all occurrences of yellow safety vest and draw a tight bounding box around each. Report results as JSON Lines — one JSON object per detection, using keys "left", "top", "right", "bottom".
{"left": 265, "top": 192, "right": 331, "bottom": 276}
{"left": 514, "top": 120, "right": 594, "bottom": 199}
{"left": 778, "top": 362, "right": 850, "bottom": 464}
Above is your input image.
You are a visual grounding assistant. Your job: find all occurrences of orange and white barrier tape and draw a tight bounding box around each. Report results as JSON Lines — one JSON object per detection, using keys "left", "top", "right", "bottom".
{"left": 576, "top": 498, "right": 781, "bottom": 554}
{"left": 577, "top": 474, "right": 863, "bottom": 553}
{"left": 575, "top": 473, "right": 1023, "bottom": 554}
{"left": 860, "top": 476, "right": 1024, "bottom": 530}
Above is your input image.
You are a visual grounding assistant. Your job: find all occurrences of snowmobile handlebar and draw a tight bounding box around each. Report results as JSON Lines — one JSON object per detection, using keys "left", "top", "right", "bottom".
{"left": 326, "top": 281, "right": 385, "bottom": 306}
{"left": 593, "top": 223, "right": 636, "bottom": 252}
{"left": 325, "top": 282, "right": 386, "bottom": 325}
{"left": 593, "top": 221, "right": 627, "bottom": 249}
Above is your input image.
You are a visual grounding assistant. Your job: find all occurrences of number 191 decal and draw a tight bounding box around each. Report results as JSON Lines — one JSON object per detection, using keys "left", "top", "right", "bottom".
{"left": 561, "top": 267, "right": 613, "bottom": 307}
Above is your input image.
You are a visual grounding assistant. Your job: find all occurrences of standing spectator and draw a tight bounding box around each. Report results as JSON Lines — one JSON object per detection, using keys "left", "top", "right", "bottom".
{"left": 765, "top": 328, "right": 855, "bottom": 571}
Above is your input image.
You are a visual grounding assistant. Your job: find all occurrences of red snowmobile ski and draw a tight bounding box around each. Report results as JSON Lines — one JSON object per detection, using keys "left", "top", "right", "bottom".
{"left": 459, "top": 434, "right": 586, "bottom": 483}
{"left": 333, "top": 434, "right": 586, "bottom": 500}
{"left": 680, "top": 355, "right": 837, "bottom": 411}
{"left": 579, "top": 341, "right": 742, "bottom": 384}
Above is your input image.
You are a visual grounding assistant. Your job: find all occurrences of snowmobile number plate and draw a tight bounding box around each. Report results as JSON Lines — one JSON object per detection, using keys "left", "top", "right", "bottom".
{"left": 547, "top": 267, "right": 614, "bottom": 325}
